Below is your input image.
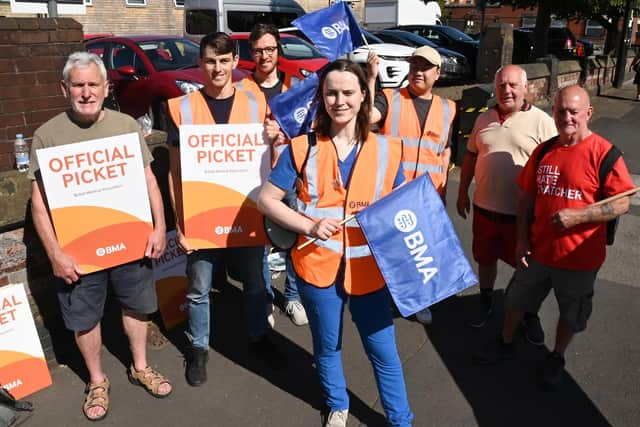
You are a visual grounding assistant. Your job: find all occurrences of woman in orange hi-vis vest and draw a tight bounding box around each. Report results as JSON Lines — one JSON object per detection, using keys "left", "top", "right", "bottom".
{"left": 258, "top": 60, "right": 413, "bottom": 427}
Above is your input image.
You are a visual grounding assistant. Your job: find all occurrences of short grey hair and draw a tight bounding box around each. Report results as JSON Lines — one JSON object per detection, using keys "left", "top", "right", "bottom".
{"left": 495, "top": 64, "right": 528, "bottom": 87}
{"left": 62, "top": 51, "right": 107, "bottom": 86}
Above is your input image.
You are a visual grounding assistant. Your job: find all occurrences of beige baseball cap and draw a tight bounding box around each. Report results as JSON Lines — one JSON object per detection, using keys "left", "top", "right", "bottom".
{"left": 409, "top": 45, "right": 442, "bottom": 67}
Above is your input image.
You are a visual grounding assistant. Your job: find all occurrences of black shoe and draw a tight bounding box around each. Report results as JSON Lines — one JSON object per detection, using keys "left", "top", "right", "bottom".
{"left": 542, "top": 351, "right": 565, "bottom": 390}
{"left": 522, "top": 313, "right": 545, "bottom": 346}
{"left": 185, "top": 346, "right": 209, "bottom": 386}
{"left": 249, "top": 336, "right": 287, "bottom": 370}
{"left": 472, "top": 335, "right": 516, "bottom": 365}
{"left": 467, "top": 304, "right": 493, "bottom": 328}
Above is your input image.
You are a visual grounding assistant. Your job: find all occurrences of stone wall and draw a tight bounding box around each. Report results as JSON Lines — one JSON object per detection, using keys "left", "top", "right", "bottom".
{"left": 0, "top": 17, "right": 83, "bottom": 173}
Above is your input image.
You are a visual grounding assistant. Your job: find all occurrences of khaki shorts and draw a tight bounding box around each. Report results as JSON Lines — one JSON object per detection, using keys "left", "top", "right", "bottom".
{"left": 504, "top": 257, "right": 598, "bottom": 332}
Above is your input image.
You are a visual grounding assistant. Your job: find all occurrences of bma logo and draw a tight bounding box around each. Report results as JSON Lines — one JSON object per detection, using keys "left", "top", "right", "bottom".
{"left": 294, "top": 107, "right": 308, "bottom": 124}
{"left": 394, "top": 209, "right": 417, "bottom": 233}
{"left": 321, "top": 20, "right": 349, "bottom": 39}
{"left": 96, "top": 242, "right": 127, "bottom": 257}
{"left": 215, "top": 225, "right": 243, "bottom": 235}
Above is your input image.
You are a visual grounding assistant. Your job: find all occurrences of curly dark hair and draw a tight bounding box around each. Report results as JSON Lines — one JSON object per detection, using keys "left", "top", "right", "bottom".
{"left": 314, "top": 59, "right": 371, "bottom": 143}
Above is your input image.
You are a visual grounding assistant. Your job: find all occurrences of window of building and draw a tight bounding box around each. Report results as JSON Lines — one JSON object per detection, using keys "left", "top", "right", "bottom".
{"left": 126, "top": 0, "right": 146, "bottom": 7}
{"left": 174, "top": 0, "right": 184, "bottom": 7}
{"left": 85, "top": 0, "right": 93, "bottom": 6}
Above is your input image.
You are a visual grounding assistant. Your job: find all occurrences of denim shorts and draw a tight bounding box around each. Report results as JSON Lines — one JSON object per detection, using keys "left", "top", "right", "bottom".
{"left": 504, "top": 257, "right": 597, "bottom": 332}
{"left": 56, "top": 259, "right": 157, "bottom": 331}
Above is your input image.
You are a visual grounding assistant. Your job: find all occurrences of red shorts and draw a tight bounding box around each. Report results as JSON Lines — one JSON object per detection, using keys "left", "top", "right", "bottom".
{"left": 472, "top": 205, "right": 517, "bottom": 267}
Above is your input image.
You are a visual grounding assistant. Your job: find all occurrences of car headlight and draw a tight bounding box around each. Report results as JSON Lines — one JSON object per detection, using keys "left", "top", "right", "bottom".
{"left": 299, "top": 68, "right": 311, "bottom": 77}
{"left": 176, "top": 80, "right": 204, "bottom": 94}
{"left": 441, "top": 56, "right": 457, "bottom": 65}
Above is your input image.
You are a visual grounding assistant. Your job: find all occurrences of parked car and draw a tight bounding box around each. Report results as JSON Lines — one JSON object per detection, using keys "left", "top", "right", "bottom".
{"left": 230, "top": 32, "right": 329, "bottom": 79}
{"left": 387, "top": 25, "right": 479, "bottom": 71}
{"left": 84, "top": 35, "right": 248, "bottom": 130}
{"left": 374, "top": 29, "right": 471, "bottom": 82}
{"left": 513, "top": 27, "right": 580, "bottom": 63}
{"left": 348, "top": 30, "right": 414, "bottom": 88}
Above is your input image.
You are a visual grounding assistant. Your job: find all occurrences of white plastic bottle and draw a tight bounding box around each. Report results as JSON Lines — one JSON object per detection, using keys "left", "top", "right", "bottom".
{"left": 14, "top": 133, "right": 29, "bottom": 172}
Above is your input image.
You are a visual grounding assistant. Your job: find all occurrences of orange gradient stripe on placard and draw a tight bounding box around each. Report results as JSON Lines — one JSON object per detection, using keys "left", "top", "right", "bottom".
{"left": 51, "top": 206, "right": 152, "bottom": 273}
{"left": 182, "top": 181, "right": 267, "bottom": 248}
{"left": 155, "top": 276, "right": 188, "bottom": 330}
{"left": 0, "top": 351, "right": 52, "bottom": 400}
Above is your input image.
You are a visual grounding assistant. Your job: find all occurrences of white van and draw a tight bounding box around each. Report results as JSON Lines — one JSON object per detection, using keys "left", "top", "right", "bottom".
{"left": 184, "top": 0, "right": 306, "bottom": 38}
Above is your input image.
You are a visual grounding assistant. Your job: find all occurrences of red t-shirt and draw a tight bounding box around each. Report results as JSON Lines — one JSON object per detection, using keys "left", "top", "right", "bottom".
{"left": 517, "top": 132, "right": 634, "bottom": 270}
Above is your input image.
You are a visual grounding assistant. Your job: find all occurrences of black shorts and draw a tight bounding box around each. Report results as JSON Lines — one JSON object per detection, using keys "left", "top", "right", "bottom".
{"left": 56, "top": 259, "right": 157, "bottom": 331}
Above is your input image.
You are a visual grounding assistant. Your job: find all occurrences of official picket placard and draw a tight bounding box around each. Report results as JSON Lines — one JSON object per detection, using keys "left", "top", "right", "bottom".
{"left": 0, "top": 284, "right": 52, "bottom": 399}
{"left": 36, "top": 133, "right": 152, "bottom": 274}
{"left": 152, "top": 230, "right": 188, "bottom": 329}
{"left": 179, "top": 123, "right": 270, "bottom": 249}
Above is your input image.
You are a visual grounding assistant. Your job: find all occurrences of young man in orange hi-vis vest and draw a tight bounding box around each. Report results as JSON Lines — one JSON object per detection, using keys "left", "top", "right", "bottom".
{"left": 236, "top": 23, "right": 309, "bottom": 328}
{"left": 370, "top": 46, "right": 456, "bottom": 326}
{"left": 166, "top": 32, "right": 285, "bottom": 387}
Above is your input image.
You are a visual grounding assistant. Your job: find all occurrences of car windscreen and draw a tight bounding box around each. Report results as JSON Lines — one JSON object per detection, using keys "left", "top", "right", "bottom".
{"left": 361, "top": 30, "right": 384, "bottom": 45}
{"left": 281, "top": 37, "right": 325, "bottom": 60}
{"left": 227, "top": 11, "right": 300, "bottom": 32}
{"left": 438, "top": 26, "right": 475, "bottom": 42}
{"left": 392, "top": 31, "right": 438, "bottom": 49}
{"left": 137, "top": 39, "right": 200, "bottom": 71}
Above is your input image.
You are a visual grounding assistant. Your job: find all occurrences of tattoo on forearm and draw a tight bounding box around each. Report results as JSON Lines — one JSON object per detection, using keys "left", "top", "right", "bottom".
{"left": 601, "top": 203, "right": 614, "bottom": 217}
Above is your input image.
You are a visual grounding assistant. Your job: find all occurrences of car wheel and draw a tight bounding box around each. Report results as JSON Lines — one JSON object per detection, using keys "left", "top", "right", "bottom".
{"left": 152, "top": 100, "right": 169, "bottom": 131}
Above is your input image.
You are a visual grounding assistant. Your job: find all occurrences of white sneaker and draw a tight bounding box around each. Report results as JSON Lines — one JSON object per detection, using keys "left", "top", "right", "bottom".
{"left": 415, "top": 307, "right": 433, "bottom": 325}
{"left": 267, "top": 303, "right": 275, "bottom": 329}
{"left": 285, "top": 300, "right": 308, "bottom": 326}
{"left": 324, "top": 409, "right": 348, "bottom": 427}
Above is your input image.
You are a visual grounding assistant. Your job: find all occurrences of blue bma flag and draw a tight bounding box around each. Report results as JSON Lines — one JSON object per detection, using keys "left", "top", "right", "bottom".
{"left": 292, "top": 1, "right": 364, "bottom": 61}
{"left": 268, "top": 72, "right": 319, "bottom": 139}
{"left": 355, "top": 173, "right": 478, "bottom": 317}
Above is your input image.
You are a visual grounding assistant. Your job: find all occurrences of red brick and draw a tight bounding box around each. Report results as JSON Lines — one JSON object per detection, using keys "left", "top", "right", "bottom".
{"left": 25, "top": 108, "right": 63, "bottom": 125}
{"left": 16, "top": 31, "right": 50, "bottom": 45}
{"left": 37, "top": 18, "right": 58, "bottom": 31}
{"left": 0, "top": 45, "right": 32, "bottom": 59}
{"left": 29, "top": 45, "right": 60, "bottom": 56}
{"left": 0, "top": 276, "right": 8, "bottom": 287}
{"left": 0, "top": 73, "right": 34, "bottom": 88}
{"left": 55, "top": 18, "right": 82, "bottom": 30}
{"left": 59, "top": 43, "right": 85, "bottom": 56}
{"left": 0, "top": 32, "right": 21, "bottom": 44}
{"left": 51, "top": 29, "right": 83, "bottom": 43}
{"left": 0, "top": 18, "right": 19, "bottom": 31}
{"left": 0, "top": 59, "right": 16, "bottom": 73}
{"left": 0, "top": 141, "right": 11, "bottom": 154}
{"left": 17, "top": 18, "right": 39, "bottom": 30}
{"left": 0, "top": 155, "right": 12, "bottom": 173}
{"left": 15, "top": 57, "right": 58, "bottom": 73}
{"left": 0, "top": 113, "right": 25, "bottom": 127}
{"left": 0, "top": 128, "right": 7, "bottom": 143}
{"left": 36, "top": 71, "right": 62, "bottom": 84}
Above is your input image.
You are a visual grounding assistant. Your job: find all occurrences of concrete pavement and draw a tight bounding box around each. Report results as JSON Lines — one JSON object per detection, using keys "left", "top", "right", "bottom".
{"left": 19, "top": 84, "right": 640, "bottom": 427}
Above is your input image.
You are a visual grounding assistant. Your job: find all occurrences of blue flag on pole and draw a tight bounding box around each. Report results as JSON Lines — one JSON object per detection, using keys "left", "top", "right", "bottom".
{"left": 292, "top": 1, "right": 364, "bottom": 61}
{"left": 355, "top": 174, "right": 478, "bottom": 317}
{"left": 268, "top": 72, "right": 319, "bottom": 139}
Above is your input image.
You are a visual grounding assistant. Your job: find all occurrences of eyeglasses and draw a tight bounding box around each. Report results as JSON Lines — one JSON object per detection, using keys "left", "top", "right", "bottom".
{"left": 251, "top": 46, "right": 278, "bottom": 56}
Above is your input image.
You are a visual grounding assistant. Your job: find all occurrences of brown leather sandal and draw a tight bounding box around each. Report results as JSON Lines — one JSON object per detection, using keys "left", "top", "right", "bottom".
{"left": 83, "top": 377, "right": 109, "bottom": 422}
{"left": 127, "top": 366, "right": 172, "bottom": 398}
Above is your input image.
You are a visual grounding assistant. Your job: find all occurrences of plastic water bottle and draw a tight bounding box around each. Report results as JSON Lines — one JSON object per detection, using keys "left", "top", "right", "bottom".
{"left": 14, "top": 133, "right": 29, "bottom": 172}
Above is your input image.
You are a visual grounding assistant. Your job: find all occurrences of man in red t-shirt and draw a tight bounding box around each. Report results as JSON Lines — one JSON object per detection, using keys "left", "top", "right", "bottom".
{"left": 473, "top": 85, "right": 635, "bottom": 389}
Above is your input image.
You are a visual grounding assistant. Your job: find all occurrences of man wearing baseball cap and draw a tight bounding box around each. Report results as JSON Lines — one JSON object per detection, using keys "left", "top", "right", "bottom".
{"left": 370, "top": 45, "right": 456, "bottom": 325}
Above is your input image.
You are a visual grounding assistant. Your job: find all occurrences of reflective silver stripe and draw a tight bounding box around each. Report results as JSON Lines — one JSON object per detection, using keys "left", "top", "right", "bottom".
{"left": 344, "top": 216, "right": 359, "bottom": 228}
{"left": 242, "top": 89, "right": 259, "bottom": 123}
{"left": 345, "top": 244, "right": 371, "bottom": 258}
{"left": 235, "top": 80, "right": 246, "bottom": 90}
{"left": 300, "top": 235, "right": 342, "bottom": 253}
{"left": 390, "top": 90, "right": 401, "bottom": 136}
{"left": 298, "top": 205, "right": 343, "bottom": 219}
{"left": 179, "top": 94, "right": 193, "bottom": 125}
{"left": 440, "top": 98, "right": 452, "bottom": 150}
{"left": 374, "top": 135, "right": 390, "bottom": 201}
{"left": 402, "top": 136, "right": 441, "bottom": 153}
{"left": 402, "top": 161, "right": 443, "bottom": 174}
{"left": 304, "top": 143, "right": 320, "bottom": 208}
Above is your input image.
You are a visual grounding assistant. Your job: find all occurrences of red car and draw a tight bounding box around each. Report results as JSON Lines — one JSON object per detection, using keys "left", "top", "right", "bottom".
{"left": 230, "top": 32, "right": 328, "bottom": 79}
{"left": 84, "top": 35, "right": 248, "bottom": 130}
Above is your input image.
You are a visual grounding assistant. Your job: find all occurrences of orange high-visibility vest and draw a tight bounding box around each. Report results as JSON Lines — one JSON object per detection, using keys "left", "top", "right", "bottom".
{"left": 290, "top": 132, "right": 402, "bottom": 295}
{"left": 167, "top": 88, "right": 265, "bottom": 126}
{"left": 381, "top": 88, "right": 455, "bottom": 192}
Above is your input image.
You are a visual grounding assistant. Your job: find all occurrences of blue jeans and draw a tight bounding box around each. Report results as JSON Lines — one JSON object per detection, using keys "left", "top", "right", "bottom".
{"left": 263, "top": 248, "right": 300, "bottom": 303}
{"left": 187, "top": 246, "right": 268, "bottom": 349}
{"left": 298, "top": 277, "right": 413, "bottom": 427}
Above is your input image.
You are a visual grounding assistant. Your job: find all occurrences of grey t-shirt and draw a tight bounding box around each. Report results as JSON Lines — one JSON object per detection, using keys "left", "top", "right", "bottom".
{"left": 28, "top": 108, "right": 153, "bottom": 180}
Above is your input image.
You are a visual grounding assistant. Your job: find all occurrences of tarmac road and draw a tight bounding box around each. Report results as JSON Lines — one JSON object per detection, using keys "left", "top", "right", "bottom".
{"left": 20, "top": 84, "right": 640, "bottom": 427}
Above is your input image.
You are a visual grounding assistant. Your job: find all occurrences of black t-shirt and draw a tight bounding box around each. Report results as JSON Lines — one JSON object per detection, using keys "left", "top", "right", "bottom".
{"left": 253, "top": 71, "right": 285, "bottom": 102}
{"left": 374, "top": 89, "right": 431, "bottom": 132}
{"left": 167, "top": 90, "right": 235, "bottom": 147}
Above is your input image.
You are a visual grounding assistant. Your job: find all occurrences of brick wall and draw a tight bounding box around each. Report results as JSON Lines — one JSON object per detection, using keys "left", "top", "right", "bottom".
{"left": 0, "top": 17, "right": 83, "bottom": 173}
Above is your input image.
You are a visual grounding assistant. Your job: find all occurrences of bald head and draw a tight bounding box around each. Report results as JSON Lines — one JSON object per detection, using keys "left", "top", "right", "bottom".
{"left": 553, "top": 85, "right": 593, "bottom": 144}
{"left": 495, "top": 65, "right": 528, "bottom": 114}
